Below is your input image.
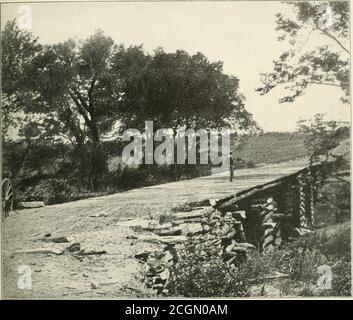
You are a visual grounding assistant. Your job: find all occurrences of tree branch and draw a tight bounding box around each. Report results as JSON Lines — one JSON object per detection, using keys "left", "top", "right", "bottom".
{"left": 69, "top": 89, "right": 100, "bottom": 144}
{"left": 59, "top": 102, "right": 86, "bottom": 147}
{"left": 68, "top": 90, "right": 91, "bottom": 124}
{"left": 319, "top": 28, "right": 349, "bottom": 54}
{"left": 88, "top": 74, "right": 97, "bottom": 109}
{"left": 72, "top": 89, "right": 90, "bottom": 111}
{"left": 306, "top": 81, "right": 341, "bottom": 87}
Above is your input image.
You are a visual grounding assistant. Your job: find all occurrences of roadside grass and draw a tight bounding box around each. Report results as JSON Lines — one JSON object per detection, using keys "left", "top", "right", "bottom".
{"left": 164, "top": 214, "right": 351, "bottom": 297}
{"left": 248, "top": 221, "right": 351, "bottom": 297}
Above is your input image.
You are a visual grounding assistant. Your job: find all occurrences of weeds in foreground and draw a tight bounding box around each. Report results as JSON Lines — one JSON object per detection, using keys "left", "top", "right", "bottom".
{"left": 165, "top": 242, "right": 250, "bottom": 297}
{"left": 164, "top": 223, "right": 351, "bottom": 297}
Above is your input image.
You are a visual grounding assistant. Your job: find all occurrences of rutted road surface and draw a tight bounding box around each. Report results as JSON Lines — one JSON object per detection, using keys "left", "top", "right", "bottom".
{"left": 2, "top": 159, "right": 307, "bottom": 298}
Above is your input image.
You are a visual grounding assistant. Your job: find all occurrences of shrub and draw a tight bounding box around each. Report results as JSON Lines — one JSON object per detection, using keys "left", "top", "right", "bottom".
{"left": 330, "top": 259, "right": 351, "bottom": 296}
{"left": 16, "top": 178, "right": 75, "bottom": 205}
{"left": 246, "top": 161, "right": 256, "bottom": 168}
{"left": 288, "top": 248, "right": 328, "bottom": 283}
{"left": 318, "top": 181, "right": 350, "bottom": 224}
{"left": 274, "top": 222, "right": 351, "bottom": 296}
{"left": 237, "top": 251, "right": 275, "bottom": 284}
{"left": 165, "top": 241, "right": 250, "bottom": 297}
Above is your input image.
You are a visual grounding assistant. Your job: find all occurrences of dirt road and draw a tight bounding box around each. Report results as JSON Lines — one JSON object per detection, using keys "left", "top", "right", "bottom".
{"left": 2, "top": 159, "right": 308, "bottom": 298}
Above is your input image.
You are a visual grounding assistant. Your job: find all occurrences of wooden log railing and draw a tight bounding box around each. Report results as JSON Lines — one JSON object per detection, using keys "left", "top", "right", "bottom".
{"left": 214, "top": 162, "right": 332, "bottom": 252}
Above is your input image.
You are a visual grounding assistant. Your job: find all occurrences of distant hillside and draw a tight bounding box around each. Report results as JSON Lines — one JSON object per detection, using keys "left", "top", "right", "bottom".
{"left": 234, "top": 132, "right": 308, "bottom": 165}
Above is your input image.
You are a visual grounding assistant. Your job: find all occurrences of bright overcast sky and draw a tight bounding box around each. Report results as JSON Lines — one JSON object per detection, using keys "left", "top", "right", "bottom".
{"left": 1, "top": 1, "right": 350, "bottom": 132}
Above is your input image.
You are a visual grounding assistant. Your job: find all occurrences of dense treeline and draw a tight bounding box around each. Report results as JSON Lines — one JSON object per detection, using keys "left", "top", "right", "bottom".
{"left": 1, "top": 21, "right": 255, "bottom": 204}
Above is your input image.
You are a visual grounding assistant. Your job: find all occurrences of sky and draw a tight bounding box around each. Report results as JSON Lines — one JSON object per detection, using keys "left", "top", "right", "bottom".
{"left": 1, "top": 1, "right": 350, "bottom": 132}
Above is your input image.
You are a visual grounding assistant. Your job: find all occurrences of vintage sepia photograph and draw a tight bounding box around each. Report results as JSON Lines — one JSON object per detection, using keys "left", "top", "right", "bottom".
{"left": 0, "top": 0, "right": 351, "bottom": 299}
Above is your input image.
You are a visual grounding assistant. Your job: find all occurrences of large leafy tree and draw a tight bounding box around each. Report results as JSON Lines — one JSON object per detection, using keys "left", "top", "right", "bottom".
{"left": 2, "top": 21, "right": 255, "bottom": 188}
{"left": 117, "top": 48, "right": 254, "bottom": 132}
{"left": 25, "top": 31, "right": 123, "bottom": 146}
{"left": 256, "top": 1, "right": 349, "bottom": 103}
{"left": 1, "top": 20, "right": 42, "bottom": 138}
{"left": 2, "top": 23, "right": 126, "bottom": 188}
{"left": 116, "top": 49, "right": 255, "bottom": 179}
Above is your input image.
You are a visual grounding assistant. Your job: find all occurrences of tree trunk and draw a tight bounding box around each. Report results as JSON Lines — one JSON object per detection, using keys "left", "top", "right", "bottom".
{"left": 69, "top": 92, "right": 108, "bottom": 191}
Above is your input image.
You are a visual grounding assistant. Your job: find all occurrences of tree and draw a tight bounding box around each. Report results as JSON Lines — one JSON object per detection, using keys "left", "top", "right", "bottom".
{"left": 1, "top": 20, "right": 42, "bottom": 138}
{"left": 2, "top": 21, "right": 256, "bottom": 188}
{"left": 26, "top": 32, "right": 122, "bottom": 187}
{"left": 256, "top": 2, "right": 349, "bottom": 103}
{"left": 117, "top": 49, "right": 254, "bottom": 133}
{"left": 297, "top": 113, "right": 347, "bottom": 164}
{"left": 116, "top": 49, "right": 256, "bottom": 179}
{"left": 2, "top": 23, "right": 131, "bottom": 188}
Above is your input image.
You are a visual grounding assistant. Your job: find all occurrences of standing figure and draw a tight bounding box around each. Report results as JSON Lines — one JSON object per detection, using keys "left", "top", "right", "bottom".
{"left": 229, "top": 152, "right": 234, "bottom": 182}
